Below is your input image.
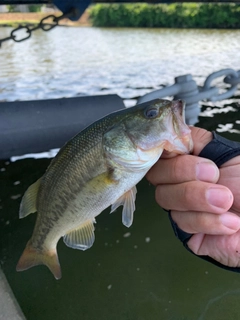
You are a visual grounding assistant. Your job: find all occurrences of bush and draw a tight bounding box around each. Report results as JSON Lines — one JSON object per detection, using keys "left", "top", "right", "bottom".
{"left": 7, "top": 4, "right": 42, "bottom": 12}
{"left": 28, "top": 5, "right": 42, "bottom": 12}
{"left": 89, "top": 3, "right": 240, "bottom": 28}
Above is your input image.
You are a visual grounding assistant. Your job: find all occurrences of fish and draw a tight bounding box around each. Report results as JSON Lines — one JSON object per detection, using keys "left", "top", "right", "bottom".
{"left": 16, "top": 99, "right": 193, "bottom": 279}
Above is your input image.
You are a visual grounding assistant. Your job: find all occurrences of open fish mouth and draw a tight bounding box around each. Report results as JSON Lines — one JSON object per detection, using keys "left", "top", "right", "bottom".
{"left": 172, "top": 133, "right": 193, "bottom": 154}
{"left": 155, "top": 99, "right": 193, "bottom": 154}
{"left": 172, "top": 99, "right": 193, "bottom": 153}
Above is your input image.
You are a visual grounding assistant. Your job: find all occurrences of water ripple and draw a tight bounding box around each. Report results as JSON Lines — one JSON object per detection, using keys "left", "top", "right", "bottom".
{"left": 0, "top": 27, "right": 240, "bottom": 103}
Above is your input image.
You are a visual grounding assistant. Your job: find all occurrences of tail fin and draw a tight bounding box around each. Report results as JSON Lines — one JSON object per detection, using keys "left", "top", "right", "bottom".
{"left": 16, "top": 242, "right": 62, "bottom": 280}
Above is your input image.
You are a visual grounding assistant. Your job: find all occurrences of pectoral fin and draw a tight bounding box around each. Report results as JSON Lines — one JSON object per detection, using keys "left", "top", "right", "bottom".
{"left": 111, "top": 186, "right": 137, "bottom": 228}
{"left": 19, "top": 178, "right": 41, "bottom": 218}
{"left": 63, "top": 220, "right": 95, "bottom": 251}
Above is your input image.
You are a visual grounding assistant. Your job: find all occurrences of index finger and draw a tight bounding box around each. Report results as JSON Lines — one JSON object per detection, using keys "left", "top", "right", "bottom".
{"left": 146, "top": 155, "right": 219, "bottom": 185}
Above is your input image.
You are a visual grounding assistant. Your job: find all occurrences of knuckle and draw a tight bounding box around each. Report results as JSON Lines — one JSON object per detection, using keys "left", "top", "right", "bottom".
{"left": 172, "top": 157, "right": 184, "bottom": 181}
{"left": 172, "top": 155, "right": 196, "bottom": 182}
{"left": 184, "top": 182, "right": 196, "bottom": 205}
{"left": 155, "top": 186, "right": 164, "bottom": 206}
{"left": 196, "top": 213, "right": 210, "bottom": 231}
{"left": 155, "top": 186, "right": 170, "bottom": 209}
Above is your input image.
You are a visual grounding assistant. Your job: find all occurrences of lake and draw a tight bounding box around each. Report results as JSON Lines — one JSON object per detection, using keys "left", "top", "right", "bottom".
{"left": 0, "top": 26, "right": 240, "bottom": 320}
{"left": 1, "top": 27, "right": 240, "bottom": 104}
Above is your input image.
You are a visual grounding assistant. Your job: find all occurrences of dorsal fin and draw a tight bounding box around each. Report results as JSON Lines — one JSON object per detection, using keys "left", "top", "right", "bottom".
{"left": 63, "top": 219, "right": 95, "bottom": 251}
{"left": 19, "top": 178, "right": 41, "bottom": 218}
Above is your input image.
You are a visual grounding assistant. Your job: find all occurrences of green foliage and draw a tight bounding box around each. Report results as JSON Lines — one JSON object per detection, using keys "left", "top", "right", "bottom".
{"left": 7, "top": 5, "right": 17, "bottom": 12}
{"left": 89, "top": 3, "right": 240, "bottom": 28}
{"left": 7, "top": 4, "right": 42, "bottom": 13}
{"left": 28, "top": 5, "right": 42, "bottom": 13}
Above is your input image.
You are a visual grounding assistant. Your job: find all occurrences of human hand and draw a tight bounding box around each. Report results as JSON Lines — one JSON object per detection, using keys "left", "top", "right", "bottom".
{"left": 146, "top": 127, "right": 240, "bottom": 268}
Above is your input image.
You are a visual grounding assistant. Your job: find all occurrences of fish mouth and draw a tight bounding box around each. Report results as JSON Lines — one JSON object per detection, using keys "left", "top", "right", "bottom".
{"left": 164, "top": 99, "right": 193, "bottom": 154}
{"left": 172, "top": 133, "right": 193, "bottom": 154}
{"left": 171, "top": 99, "right": 185, "bottom": 117}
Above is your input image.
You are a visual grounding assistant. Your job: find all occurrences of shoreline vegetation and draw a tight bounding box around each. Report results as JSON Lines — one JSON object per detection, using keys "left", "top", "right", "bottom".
{"left": 0, "top": 3, "right": 240, "bottom": 29}
{"left": 89, "top": 3, "right": 240, "bottom": 28}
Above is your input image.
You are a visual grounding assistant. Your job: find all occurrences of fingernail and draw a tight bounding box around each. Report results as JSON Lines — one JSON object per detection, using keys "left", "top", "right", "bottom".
{"left": 206, "top": 187, "right": 233, "bottom": 210}
{"left": 196, "top": 162, "right": 219, "bottom": 182}
{"left": 220, "top": 213, "right": 240, "bottom": 230}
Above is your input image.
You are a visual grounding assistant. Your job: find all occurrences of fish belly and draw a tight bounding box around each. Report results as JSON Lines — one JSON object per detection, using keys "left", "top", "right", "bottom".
{"left": 37, "top": 169, "right": 146, "bottom": 249}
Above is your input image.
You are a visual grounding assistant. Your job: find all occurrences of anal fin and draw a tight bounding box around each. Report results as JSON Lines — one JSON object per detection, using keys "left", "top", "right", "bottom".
{"left": 63, "top": 220, "right": 95, "bottom": 251}
{"left": 111, "top": 186, "right": 137, "bottom": 228}
{"left": 19, "top": 178, "right": 41, "bottom": 218}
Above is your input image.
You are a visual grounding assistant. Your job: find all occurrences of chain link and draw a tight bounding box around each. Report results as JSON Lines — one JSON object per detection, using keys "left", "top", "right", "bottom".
{"left": 202, "top": 68, "right": 239, "bottom": 101}
{"left": 39, "top": 14, "right": 58, "bottom": 31}
{"left": 224, "top": 70, "right": 240, "bottom": 86}
{"left": 11, "top": 25, "right": 31, "bottom": 42}
{"left": 0, "top": 8, "right": 76, "bottom": 47}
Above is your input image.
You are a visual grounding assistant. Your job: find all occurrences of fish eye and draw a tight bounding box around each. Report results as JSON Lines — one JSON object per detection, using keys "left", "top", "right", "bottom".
{"left": 144, "top": 107, "right": 159, "bottom": 119}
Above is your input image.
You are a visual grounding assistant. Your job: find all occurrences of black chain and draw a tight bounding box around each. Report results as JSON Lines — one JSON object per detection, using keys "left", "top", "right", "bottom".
{"left": 0, "top": 8, "right": 76, "bottom": 48}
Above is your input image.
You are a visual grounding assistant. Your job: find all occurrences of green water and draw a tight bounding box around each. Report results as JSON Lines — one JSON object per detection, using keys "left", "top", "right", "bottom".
{"left": 1, "top": 102, "right": 240, "bottom": 320}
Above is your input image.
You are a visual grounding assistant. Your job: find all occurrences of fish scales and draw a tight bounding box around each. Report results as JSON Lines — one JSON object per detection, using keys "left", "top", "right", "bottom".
{"left": 16, "top": 99, "right": 193, "bottom": 279}
{"left": 32, "top": 119, "right": 114, "bottom": 249}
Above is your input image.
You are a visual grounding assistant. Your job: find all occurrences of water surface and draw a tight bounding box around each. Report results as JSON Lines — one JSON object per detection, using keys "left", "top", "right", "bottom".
{"left": 0, "top": 27, "right": 240, "bottom": 103}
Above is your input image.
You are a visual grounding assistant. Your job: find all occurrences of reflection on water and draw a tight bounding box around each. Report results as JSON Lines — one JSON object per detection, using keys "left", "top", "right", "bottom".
{"left": 0, "top": 27, "right": 240, "bottom": 102}
{"left": 0, "top": 26, "right": 240, "bottom": 320}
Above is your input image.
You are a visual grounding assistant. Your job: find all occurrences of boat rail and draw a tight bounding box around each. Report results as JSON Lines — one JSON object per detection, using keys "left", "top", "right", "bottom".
{"left": 138, "top": 69, "right": 240, "bottom": 125}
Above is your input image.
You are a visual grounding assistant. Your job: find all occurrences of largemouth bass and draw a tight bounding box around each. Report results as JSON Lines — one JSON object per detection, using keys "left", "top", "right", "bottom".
{"left": 16, "top": 99, "right": 193, "bottom": 279}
